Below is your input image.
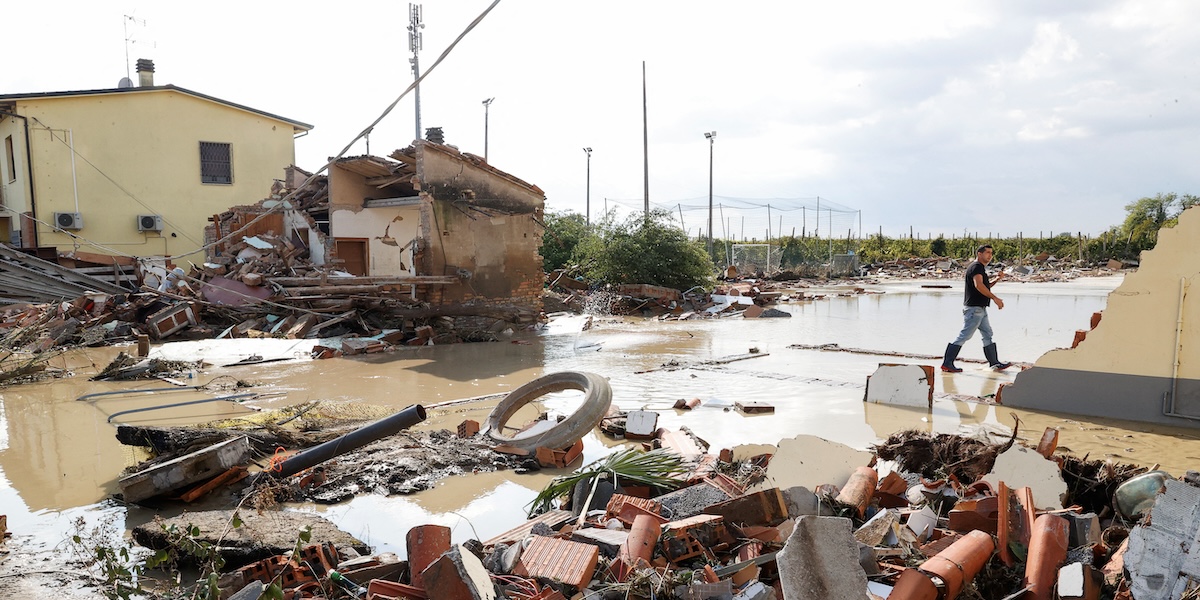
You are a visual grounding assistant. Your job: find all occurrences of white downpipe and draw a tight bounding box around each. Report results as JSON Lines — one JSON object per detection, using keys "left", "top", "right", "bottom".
{"left": 1172, "top": 278, "right": 1187, "bottom": 405}
{"left": 68, "top": 129, "right": 79, "bottom": 213}
{"left": 1165, "top": 277, "right": 1191, "bottom": 419}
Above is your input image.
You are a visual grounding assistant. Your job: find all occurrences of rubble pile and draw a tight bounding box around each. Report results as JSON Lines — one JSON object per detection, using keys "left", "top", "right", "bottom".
{"left": 123, "top": 412, "right": 1188, "bottom": 600}
{"left": 0, "top": 293, "right": 149, "bottom": 385}
{"left": 861, "top": 255, "right": 1131, "bottom": 282}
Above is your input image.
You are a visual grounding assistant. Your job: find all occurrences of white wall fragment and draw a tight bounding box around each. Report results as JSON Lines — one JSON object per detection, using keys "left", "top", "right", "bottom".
{"left": 864, "top": 364, "right": 932, "bottom": 408}
{"left": 980, "top": 445, "right": 1067, "bottom": 510}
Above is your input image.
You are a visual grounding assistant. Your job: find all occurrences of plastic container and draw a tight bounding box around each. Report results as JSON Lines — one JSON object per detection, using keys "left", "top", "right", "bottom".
{"left": 1114, "top": 470, "right": 1172, "bottom": 519}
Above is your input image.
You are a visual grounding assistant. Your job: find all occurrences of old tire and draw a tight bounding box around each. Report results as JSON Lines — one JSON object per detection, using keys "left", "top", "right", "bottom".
{"left": 484, "top": 371, "right": 612, "bottom": 452}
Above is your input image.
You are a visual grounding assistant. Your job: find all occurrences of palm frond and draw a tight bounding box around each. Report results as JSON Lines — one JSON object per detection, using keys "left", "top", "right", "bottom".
{"left": 527, "top": 448, "right": 690, "bottom": 517}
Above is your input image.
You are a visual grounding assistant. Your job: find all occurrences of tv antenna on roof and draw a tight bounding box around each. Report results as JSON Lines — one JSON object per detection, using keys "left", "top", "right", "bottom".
{"left": 123, "top": 14, "right": 155, "bottom": 80}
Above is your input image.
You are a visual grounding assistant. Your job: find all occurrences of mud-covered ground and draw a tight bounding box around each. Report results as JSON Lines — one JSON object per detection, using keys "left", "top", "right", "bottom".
{"left": 252, "top": 428, "right": 531, "bottom": 506}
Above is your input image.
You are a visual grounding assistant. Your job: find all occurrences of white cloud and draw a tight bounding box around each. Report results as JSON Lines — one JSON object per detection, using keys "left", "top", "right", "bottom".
{"left": 4, "top": 0, "right": 1199, "bottom": 238}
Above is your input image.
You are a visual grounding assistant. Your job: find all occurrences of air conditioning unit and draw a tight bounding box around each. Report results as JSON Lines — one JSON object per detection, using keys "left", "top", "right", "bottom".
{"left": 137, "top": 214, "right": 164, "bottom": 232}
{"left": 54, "top": 212, "right": 83, "bottom": 230}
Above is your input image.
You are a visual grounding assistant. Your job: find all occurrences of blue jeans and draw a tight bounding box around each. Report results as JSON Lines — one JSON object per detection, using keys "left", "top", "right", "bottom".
{"left": 952, "top": 306, "right": 993, "bottom": 347}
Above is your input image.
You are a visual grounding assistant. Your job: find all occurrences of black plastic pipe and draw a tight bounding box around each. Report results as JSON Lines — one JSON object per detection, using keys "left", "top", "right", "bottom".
{"left": 276, "top": 404, "right": 427, "bottom": 478}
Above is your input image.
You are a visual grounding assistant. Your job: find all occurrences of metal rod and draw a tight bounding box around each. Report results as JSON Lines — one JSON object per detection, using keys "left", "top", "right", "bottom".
{"left": 106, "top": 393, "right": 258, "bottom": 423}
{"left": 275, "top": 404, "right": 427, "bottom": 477}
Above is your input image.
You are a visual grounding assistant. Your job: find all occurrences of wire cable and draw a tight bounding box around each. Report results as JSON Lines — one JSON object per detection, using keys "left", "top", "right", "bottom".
{"left": 165, "top": 0, "right": 504, "bottom": 263}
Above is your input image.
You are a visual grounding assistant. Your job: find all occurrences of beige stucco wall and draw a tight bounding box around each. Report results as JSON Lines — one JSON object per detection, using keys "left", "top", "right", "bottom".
{"left": 416, "top": 144, "right": 544, "bottom": 310}
{"left": 11, "top": 89, "right": 298, "bottom": 257}
{"left": 417, "top": 143, "right": 543, "bottom": 214}
{"left": 1030, "top": 205, "right": 1200, "bottom": 380}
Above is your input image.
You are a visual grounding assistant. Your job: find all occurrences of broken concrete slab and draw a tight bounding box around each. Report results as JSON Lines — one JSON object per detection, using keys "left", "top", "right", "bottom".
{"left": 776, "top": 516, "right": 868, "bottom": 599}
{"left": 750, "top": 434, "right": 873, "bottom": 495}
{"left": 570, "top": 526, "right": 629, "bottom": 558}
{"left": 658, "top": 481, "right": 733, "bottom": 520}
{"left": 864, "top": 364, "right": 933, "bottom": 408}
{"left": 625, "top": 410, "right": 658, "bottom": 439}
{"left": 854, "top": 509, "right": 900, "bottom": 546}
{"left": 979, "top": 444, "right": 1067, "bottom": 510}
{"left": 782, "top": 486, "right": 821, "bottom": 518}
{"left": 421, "top": 544, "right": 497, "bottom": 600}
{"left": 702, "top": 488, "right": 788, "bottom": 527}
{"left": 131, "top": 509, "right": 370, "bottom": 569}
{"left": 1125, "top": 479, "right": 1200, "bottom": 600}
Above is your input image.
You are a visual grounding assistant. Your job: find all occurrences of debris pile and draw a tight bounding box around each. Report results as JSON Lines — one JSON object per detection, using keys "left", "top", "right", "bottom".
{"left": 0, "top": 293, "right": 150, "bottom": 385}
{"left": 861, "top": 255, "right": 1131, "bottom": 282}
{"left": 113, "top": 382, "right": 1186, "bottom": 599}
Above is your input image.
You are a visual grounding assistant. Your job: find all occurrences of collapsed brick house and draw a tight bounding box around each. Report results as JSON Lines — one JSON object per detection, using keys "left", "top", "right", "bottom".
{"left": 205, "top": 140, "right": 546, "bottom": 329}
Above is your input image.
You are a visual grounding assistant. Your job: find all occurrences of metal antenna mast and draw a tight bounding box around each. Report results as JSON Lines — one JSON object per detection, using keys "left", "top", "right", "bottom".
{"left": 123, "top": 15, "right": 148, "bottom": 80}
{"left": 408, "top": 4, "right": 425, "bottom": 142}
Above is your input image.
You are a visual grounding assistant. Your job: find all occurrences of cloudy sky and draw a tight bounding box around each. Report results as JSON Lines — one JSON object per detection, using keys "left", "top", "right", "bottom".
{"left": 6, "top": 1, "right": 1199, "bottom": 240}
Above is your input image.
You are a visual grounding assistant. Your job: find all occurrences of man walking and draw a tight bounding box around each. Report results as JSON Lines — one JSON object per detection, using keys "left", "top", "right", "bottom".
{"left": 942, "top": 244, "right": 1012, "bottom": 372}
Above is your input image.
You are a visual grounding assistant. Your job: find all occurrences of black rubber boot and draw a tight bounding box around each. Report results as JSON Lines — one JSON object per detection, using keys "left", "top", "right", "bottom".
{"left": 983, "top": 343, "right": 1011, "bottom": 371}
{"left": 941, "top": 343, "right": 963, "bottom": 372}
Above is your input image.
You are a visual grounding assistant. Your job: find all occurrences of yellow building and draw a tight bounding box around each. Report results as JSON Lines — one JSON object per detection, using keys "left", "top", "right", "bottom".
{"left": 0, "top": 59, "right": 310, "bottom": 259}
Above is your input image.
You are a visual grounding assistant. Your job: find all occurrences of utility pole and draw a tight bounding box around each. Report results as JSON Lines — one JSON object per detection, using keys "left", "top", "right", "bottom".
{"left": 704, "top": 131, "right": 716, "bottom": 254}
{"left": 408, "top": 4, "right": 424, "bottom": 142}
{"left": 642, "top": 61, "right": 649, "bottom": 218}
{"left": 482, "top": 97, "right": 495, "bottom": 161}
{"left": 583, "top": 147, "right": 593, "bottom": 225}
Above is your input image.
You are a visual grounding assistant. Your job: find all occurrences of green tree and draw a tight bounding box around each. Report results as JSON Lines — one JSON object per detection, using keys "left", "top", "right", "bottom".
{"left": 541, "top": 210, "right": 591, "bottom": 272}
{"left": 574, "top": 209, "right": 716, "bottom": 291}
{"left": 930, "top": 236, "right": 948, "bottom": 257}
{"left": 1121, "top": 192, "right": 1200, "bottom": 254}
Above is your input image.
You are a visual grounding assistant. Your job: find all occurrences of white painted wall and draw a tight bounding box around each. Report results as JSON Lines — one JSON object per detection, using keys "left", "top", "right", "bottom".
{"left": 331, "top": 205, "right": 420, "bottom": 276}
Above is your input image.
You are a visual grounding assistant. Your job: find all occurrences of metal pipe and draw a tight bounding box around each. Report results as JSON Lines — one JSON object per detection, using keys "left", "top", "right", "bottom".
{"left": 276, "top": 404, "right": 427, "bottom": 477}
{"left": 68, "top": 129, "right": 79, "bottom": 213}
{"left": 106, "top": 392, "right": 258, "bottom": 423}
{"left": 78, "top": 385, "right": 203, "bottom": 402}
{"left": 0, "top": 109, "right": 39, "bottom": 246}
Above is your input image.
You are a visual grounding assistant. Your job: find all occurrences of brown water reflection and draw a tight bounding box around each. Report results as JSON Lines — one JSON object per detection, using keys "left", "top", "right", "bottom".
{"left": 2, "top": 276, "right": 1198, "bottom": 555}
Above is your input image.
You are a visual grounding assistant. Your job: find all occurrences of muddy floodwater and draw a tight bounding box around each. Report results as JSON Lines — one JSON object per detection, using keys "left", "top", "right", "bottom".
{"left": 3, "top": 275, "right": 1200, "bottom": 563}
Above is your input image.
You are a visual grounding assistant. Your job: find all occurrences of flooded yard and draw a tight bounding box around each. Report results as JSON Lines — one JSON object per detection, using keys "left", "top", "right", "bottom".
{"left": 3, "top": 274, "right": 1199, "bottom": 566}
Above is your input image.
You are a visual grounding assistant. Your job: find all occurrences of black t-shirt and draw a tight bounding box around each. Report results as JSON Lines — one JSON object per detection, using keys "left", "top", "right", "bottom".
{"left": 964, "top": 261, "right": 991, "bottom": 307}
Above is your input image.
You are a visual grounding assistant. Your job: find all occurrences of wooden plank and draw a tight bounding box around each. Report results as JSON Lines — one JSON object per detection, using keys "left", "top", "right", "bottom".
{"left": 0, "top": 244, "right": 127, "bottom": 293}
{"left": 118, "top": 436, "right": 252, "bottom": 503}
{"left": 270, "top": 275, "right": 457, "bottom": 286}
{"left": 283, "top": 284, "right": 454, "bottom": 296}
{"left": 180, "top": 465, "right": 248, "bottom": 502}
{"left": 61, "top": 251, "right": 137, "bottom": 266}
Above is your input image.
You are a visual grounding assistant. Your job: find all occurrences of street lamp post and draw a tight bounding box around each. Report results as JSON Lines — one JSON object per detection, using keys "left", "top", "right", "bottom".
{"left": 704, "top": 131, "right": 716, "bottom": 254}
{"left": 583, "top": 147, "right": 592, "bottom": 226}
{"left": 482, "top": 97, "right": 494, "bottom": 161}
